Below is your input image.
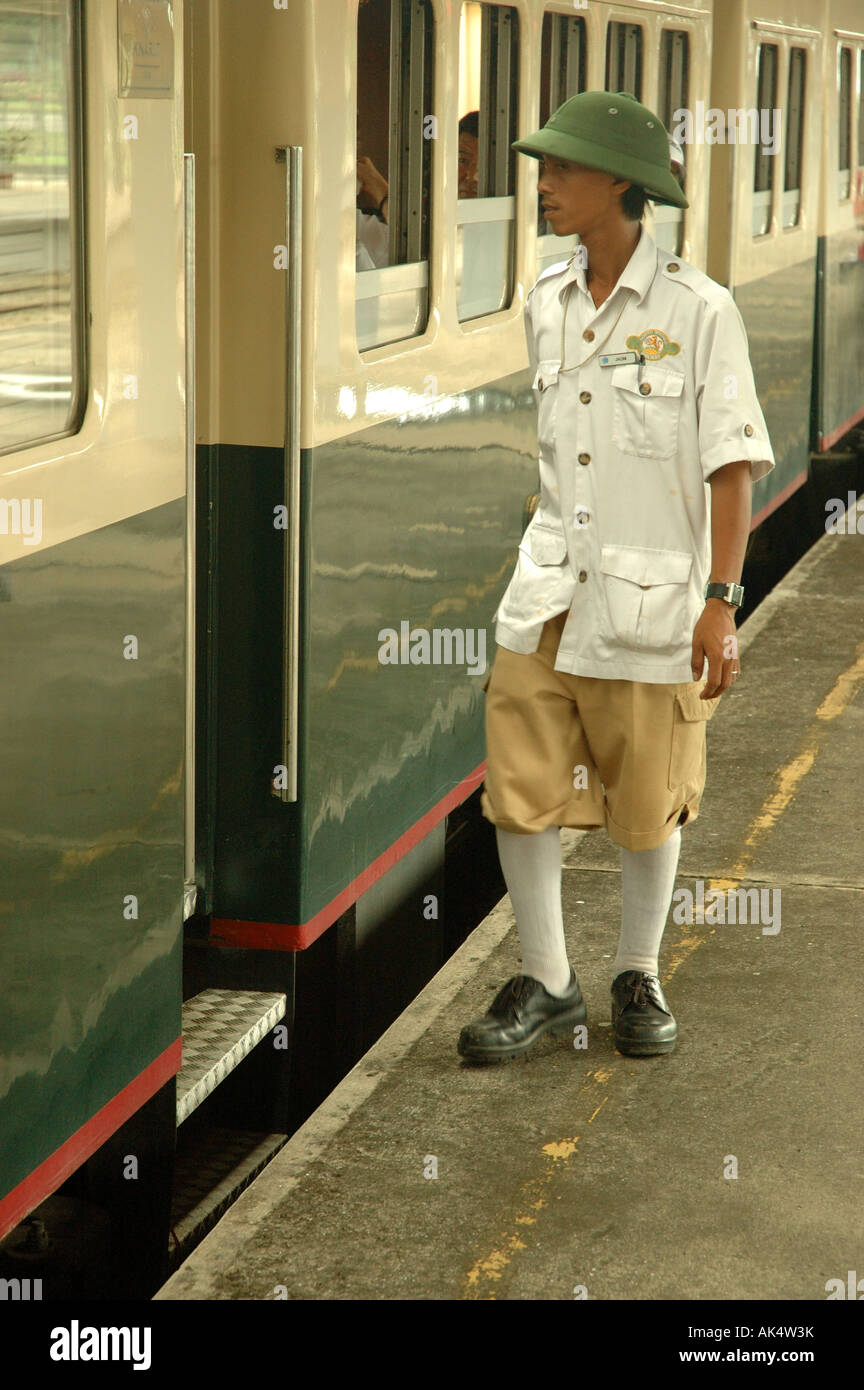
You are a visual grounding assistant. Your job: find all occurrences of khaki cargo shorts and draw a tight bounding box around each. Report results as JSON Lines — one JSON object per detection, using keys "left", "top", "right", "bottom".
{"left": 481, "top": 611, "right": 719, "bottom": 851}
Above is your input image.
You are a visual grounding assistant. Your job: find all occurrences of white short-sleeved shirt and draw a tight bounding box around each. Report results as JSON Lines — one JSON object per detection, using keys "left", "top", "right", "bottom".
{"left": 356, "top": 210, "right": 389, "bottom": 270}
{"left": 493, "top": 226, "right": 775, "bottom": 683}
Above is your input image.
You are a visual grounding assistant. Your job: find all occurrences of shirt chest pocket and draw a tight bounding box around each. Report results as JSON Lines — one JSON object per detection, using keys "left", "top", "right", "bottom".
{"left": 532, "top": 361, "right": 560, "bottom": 451}
{"left": 611, "top": 363, "right": 685, "bottom": 459}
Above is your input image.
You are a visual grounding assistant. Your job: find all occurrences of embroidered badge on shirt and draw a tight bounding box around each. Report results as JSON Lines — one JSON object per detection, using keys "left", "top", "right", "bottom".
{"left": 625, "top": 329, "right": 681, "bottom": 361}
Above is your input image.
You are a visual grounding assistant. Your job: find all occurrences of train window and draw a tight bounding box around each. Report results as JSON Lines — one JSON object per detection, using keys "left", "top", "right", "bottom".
{"left": 536, "top": 10, "right": 586, "bottom": 272}
{"left": 540, "top": 11, "right": 586, "bottom": 123}
{"left": 752, "top": 44, "right": 778, "bottom": 235}
{"left": 605, "top": 22, "right": 642, "bottom": 100}
{"left": 655, "top": 30, "right": 688, "bottom": 255}
{"left": 456, "top": 2, "right": 519, "bottom": 324}
{"left": 782, "top": 48, "right": 806, "bottom": 229}
{"left": 0, "top": 0, "right": 84, "bottom": 456}
{"left": 838, "top": 46, "right": 852, "bottom": 201}
{"left": 355, "top": 0, "right": 434, "bottom": 352}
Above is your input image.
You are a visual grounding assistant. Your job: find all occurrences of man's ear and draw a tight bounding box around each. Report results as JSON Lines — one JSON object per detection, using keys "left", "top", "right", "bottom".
{"left": 611, "top": 176, "right": 632, "bottom": 196}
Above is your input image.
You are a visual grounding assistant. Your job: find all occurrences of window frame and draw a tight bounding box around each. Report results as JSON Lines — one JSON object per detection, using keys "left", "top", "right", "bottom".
{"left": 0, "top": 0, "right": 88, "bottom": 460}
{"left": 655, "top": 28, "right": 689, "bottom": 256}
{"left": 838, "top": 44, "right": 852, "bottom": 202}
{"left": 752, "top": 42, "right": 778, "bottom": 237}
{"left": 456, "top": 0, "right": 519, "bottom": 327}
{"left": 781, "top": 46, "right": 806, "bottom": 229}
{"left": 605, "top": 21, "right": 643, "bottom": 101}
{"left": 355, "top": 0, "right": 435, "bottom": 353}
{"left": 540, "top": 9, "right": 586, "bottom": 128}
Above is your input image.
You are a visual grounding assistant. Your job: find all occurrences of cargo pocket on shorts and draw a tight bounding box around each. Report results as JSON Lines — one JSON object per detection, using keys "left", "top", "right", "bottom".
{"left": 667, "top": 686, "right": 720, "bottom": 792}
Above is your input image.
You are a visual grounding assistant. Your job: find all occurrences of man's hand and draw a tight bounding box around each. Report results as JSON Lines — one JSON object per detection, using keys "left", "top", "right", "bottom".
{"left": 691, "top": 598, "right": 739, "bottom": 698}
{"left": 357, "top": 155, "right": 388, "bottom": 208}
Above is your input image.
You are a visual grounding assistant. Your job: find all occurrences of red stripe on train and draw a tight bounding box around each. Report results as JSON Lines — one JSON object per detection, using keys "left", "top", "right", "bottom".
{"left": 0, "top": 1039, "right": 182, "bottom": 1243}
{"left": 210, "top": 761, "right": 488, "bottom": 950}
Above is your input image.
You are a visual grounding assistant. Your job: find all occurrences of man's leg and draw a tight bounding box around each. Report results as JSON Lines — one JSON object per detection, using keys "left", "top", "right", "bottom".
{"left": 458, "top": 618, "right": 602, "bottom": 1061}
{"left": 495, "top": 825, "right": 572, "bottom": 996}
{"left": 574, "top": 675, "right": 716, "bottom": 1056}
{"left": 613, "top": 827, "right": 682, "bottom": 978}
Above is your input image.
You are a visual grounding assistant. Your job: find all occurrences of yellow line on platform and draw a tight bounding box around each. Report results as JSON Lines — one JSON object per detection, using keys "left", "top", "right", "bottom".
{"left": 461, "top": 644, "right": 864, "bottom": 1298}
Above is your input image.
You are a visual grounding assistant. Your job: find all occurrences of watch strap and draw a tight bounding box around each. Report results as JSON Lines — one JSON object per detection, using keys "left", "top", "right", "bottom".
{"left": 705, "top": 581, "right": 744, "bottom": 607}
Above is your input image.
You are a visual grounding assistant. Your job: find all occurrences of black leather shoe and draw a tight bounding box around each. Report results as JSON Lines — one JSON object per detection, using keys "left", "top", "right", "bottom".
{"left": 458, "top": 971, "right": 587, "bottom": 1063}
{"left": 611, "top": 971, "right": 677, "bottom": 1056}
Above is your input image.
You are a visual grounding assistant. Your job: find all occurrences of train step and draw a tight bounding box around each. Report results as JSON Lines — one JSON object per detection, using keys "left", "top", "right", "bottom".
{"left": 177, "top": 989, "right": 287, "bottom": 1125}
{"left": 168, "top": 1125, "right": 287, "bottom": 1267}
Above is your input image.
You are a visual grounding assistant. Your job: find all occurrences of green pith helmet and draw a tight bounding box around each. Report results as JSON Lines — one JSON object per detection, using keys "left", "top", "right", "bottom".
{"left": 512, "top": 89, "right": 689, "bottom": 210}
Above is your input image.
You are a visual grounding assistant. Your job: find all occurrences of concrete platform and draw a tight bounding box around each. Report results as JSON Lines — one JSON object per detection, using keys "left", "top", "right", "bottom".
{"left": 157, "top": 520, "right": 864, "bottom": 1302}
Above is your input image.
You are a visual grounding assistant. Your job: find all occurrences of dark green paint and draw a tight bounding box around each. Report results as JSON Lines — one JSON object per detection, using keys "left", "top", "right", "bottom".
{"left": 813, "top": 229, "right": 864, "bottom": 445}
{"left": 0, "top": 501, "right": 185, "bottom": 1204}
{"left": 734, "top": 253, "right": 816, "bottom": 501}
{"left": 202, "top": 378, "right": 537, "bottom": 927}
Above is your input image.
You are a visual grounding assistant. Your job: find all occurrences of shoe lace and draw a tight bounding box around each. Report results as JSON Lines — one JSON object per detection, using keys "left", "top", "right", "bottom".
{"left": 631, "top": 974, "right": 660, "bottom": 1008}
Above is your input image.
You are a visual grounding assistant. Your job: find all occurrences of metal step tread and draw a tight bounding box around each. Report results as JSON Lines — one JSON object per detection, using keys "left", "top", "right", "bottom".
{"left": 169, "top": 1126, "right": 287, "bottom": 1266}
{"left": 177, "top": 989, "right": 286, "bottom": 1125}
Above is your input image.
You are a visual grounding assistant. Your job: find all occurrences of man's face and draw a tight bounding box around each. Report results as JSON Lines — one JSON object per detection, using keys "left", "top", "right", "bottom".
{"left": 458, "top": 133, "right": 479, "bottom": 198}
{"left": 537, "top": 156, "right": 630, "bottom": 236}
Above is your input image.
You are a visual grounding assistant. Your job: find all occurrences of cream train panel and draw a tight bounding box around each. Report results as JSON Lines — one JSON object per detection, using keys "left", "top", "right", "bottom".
{"left": 708, "top": 0, "right": 823, "bottom": 293}
{"left": 197, "top": 0, "right": 713, "bottom": 455}
{"left": 821, "top": 0, "right": 864, "bottom": 241}
{"left": 0, "top": 3, "right": 186, "bottom": 566}
{"left": 592, "top": 0, "right": 711, "bottom": 269}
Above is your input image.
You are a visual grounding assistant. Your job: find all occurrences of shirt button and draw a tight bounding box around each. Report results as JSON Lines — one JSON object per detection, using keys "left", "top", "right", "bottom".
{"left": 579, "top": 391, "right": 591, "bottom": 403}
{"left": 578, "top": 452, "right": 591, "bottom": 465}
{"left": 744, "top": 423, "right": 754, "bottom": 436}
{"left": 668, "top": 262, "right": 680, "bottom": 273}
{"left": 639, "top": 382, "right": 652, "bottom": 395}
{"left": 578, "top": 570, "right": 588, "bottom": 582}
{"left": 583, "top": 329, "right": 595, "bottom": 342}
{"left": 574, "top": 508, "right": 590, "bottom": 526}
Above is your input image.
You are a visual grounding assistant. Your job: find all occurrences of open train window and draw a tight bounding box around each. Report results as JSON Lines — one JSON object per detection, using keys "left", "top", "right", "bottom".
{"left": 605, "top": 22, "right": 642, "bottom": 100}
{"left": 838, "top": 46, "right": 852, "bottom": 202}
{"left": 0, "top": 0, "right": 84, "bottom": 456}
{"left": 752, "top": 44, "right": 778, "bottom": 235}
{"left": 456, "top": 2, "right": 519, "bottom": 324}
{"left": 536, "top": 9, "right": 586, "bottom": 272}
{"left": 782, "top": 48, "right": 806, "bottom": 229}
{"left": 355, "top": 0, "right": 434, "bottom": 352}
{"left": 656, "top": 30, "right": 688, "bottom": 255}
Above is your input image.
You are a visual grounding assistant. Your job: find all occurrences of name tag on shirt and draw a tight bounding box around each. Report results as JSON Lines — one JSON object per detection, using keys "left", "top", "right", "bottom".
{"left": 599, "top": 351, "right": 644, "bottom": 367}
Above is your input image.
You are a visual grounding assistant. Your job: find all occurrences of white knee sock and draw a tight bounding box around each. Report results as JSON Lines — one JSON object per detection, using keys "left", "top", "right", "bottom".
{"left": 613, "top": 829, "right": 682, "bottom": 978}
{"left": 495, "top": 826, "right": 572, "bottom": 996}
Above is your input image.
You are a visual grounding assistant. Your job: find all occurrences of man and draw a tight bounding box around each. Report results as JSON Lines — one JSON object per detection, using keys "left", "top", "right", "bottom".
{"left": 458, "top": 91, "right": 774, "bottom": 1063}
{"left": 356, "top": 151, "right": 389, "bottom": 270}
{"left": 458, "top": 111, "right": 480, "bottom": 198}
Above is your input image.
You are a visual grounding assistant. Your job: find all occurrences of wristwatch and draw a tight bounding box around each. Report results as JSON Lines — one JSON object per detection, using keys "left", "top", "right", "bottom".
{"left": 705, "top": 581, "right": 745, "bottom": 608}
